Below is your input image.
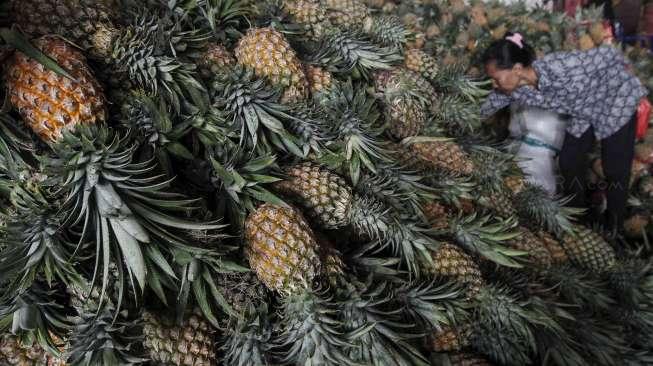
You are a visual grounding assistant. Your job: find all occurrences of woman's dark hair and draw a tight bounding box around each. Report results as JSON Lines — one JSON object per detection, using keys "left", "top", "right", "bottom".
{"left": 481, "top": 32, "right": 536, "bottom": 69}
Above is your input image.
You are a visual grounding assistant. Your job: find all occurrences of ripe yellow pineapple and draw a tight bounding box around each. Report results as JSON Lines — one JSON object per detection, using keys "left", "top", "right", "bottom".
{"left": 322, "top": 0, "right": 371, "bottom": 28}
{"left": 304, "top": 65, "right": 334, "bottom": 95}
{"left": 560, "top": 225, "right": 616, "bottom": 272}
{"left": 409, "top": 140, "right": 476, "bottom": 176}
{"left": 5, "top": 36, "right": 107, "bottom": 142}
{"left": 273, "top": 163, "right": 353, "bottom": 229}
{"left": 507, "top": 227, "right": 553, "bottom": 268}
{"left": 245, "top": 203, "right": 321, "bottom": 294}
{"left": 404, "top": 48, "right": 439, "bottom": 82}
{"left": 426, "top": 242, "right": 486, "bottom": 299}
{"left": 234, "top": 27, "right": 309, "bottom": 103}
{"left": 142, "top": 309, "right": 218, "bottom": 366}
{"left": 578, "top": 33, "right": 596, "bottom": 51}
{"left": 0, "top": 334, "right": 65, "bottom": 366}
{"left": 536, "top": 230, "right": 568, "bottom": 264}
{"left": 504, "top": 175, "right": 526, "bottom": 195}
{"left": 589, "top": 22, "right": 606, "bottom": 45}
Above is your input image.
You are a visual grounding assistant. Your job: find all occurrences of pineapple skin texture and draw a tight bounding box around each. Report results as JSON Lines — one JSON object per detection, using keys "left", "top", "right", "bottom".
{"left": 245, "top": 203, "right": 321, "bottom": 294}
{"left": 427, "top": 243, "right": 485, "bottom": 299}
{"left": 235, "top": 27, "right": 309, "bottom": 103}
{"left": 142, "top": 309, "right": 218, "bottom": 366}
{"left": 5, "top": 36, "right": 106, "bottom": 142}
{"left": 561, "top": 226, "right": 617, "bottom": 272}
{"left": 274, "top": 162, "right": 353, "bottom": 229}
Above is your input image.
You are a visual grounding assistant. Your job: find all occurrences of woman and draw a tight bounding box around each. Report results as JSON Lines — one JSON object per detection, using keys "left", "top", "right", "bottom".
{"left": 507, "top": 104, "right": 567, "bottom": 197}
{"left": 480, "top": 32, "right": 648, "bottom": 236}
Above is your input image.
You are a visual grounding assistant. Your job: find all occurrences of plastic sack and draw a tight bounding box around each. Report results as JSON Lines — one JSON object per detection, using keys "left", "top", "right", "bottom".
{"left": 508, "top": 105, "right": 568, "bottom": 196}
{"left": 636, "top": 97, "right": 651, "bottom": 140}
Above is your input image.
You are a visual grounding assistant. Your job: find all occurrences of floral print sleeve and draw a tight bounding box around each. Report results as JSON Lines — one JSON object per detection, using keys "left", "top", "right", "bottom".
{"left": 480, "top": 91, "right": 512, "bottom": 119}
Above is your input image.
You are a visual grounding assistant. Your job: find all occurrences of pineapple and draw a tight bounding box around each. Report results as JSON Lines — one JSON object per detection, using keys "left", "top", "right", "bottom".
{"left": 10, "top": 0, "right": 120, "bottom": 54}
{"left": 11, "top": 0, "right": 207, "bottom": 112}
{"left": 427, "top": 242, "right": 486, "bottom": 298}
{"left": 322, "top": 0, "right": 371, "bottom": 28}
{"left": 506, "top": 227, "right": 553, "bottom": 268}
{"left": 470, "top": 5, "right": 488, "bottom": 27}
{"left": 0, "top": 334, "right": 64, "bottom": 366}
{"left": 624, "top": 212, "right": 650, "bottom": 239}
{"left": 407, "top": 139, "right": 476, "bottom": 176}
{"left": 403, "top": 49, "right": 439, "bottom": 85}
{"left": 504, "top": 175, "right": 526, "bottom": 195}
{"left": 536, "top": 230, "right": 569, "bottom": 264}
{"left": 578, "top": 33, "right": 596, "bottom": 51}
{"left": 274, "top": 164, "right": 353, "bottom": 229}
{"left": 373, "top": 68, "right": 436, "bottom": 139}
{"left": 197, "top": 43, "right": 236, "bottom": 79}
{"left": 560, "top": 225, "right": 617, "bottom": 272}
{"left": 5, "top": 36, "right": 106, "bottom": 142}
{"left": 244, "top": 203, "right": 321, "bottom": 294}
{"left": 428, "top": 323, "right": 472, "bottom": 352}
{"left": 635, "top": 143, "right": 653, "bottom": 164}
{"left": 234, "top": 27, "right": 309, "bottom": 103}
{"left": 142, "top": 309, "right": 218, "bottom": 366}
{"left": 273, "top": 162, "right": 440, "bottom": 274}
{"left": 244, "top": 204, "right": 353, "bottom": 365}
{"left": 589, "top": 22, "right": 606, "bottom": 45}
{"left": 304, "top": 64, "right": 334, "bottom": 95}
{"left": 283, "top": 0, "right": 332, "bottom": 41}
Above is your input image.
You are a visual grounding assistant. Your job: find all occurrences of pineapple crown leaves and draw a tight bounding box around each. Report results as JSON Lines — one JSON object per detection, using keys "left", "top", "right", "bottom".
{"left": 362, "top": 15, "right": 410, "bottom": 50}
{"left": 428, "top": 94, "right": 482, "bottom": 135}
{"left": 513, "top": 184, "right": 583, "bottom": 237}
{"left": 285, "top": 102, "right": 330, "bottom": 156}
{"left": 0, "top": 282, "right": 70, "bottom": 357}
{"left": 207, "top": 145, "right": 288, "bottom": 227}
{"left": 109, "top": 14, "right": 207, "bottom": 114}
{"left": 0, "top": 183, "right": 80, "bottom": 294}
{"left": 320, "top": 79, "right": 391, "bottom": 185}
{"left": 220, "top": 302, "right": 276, "bottom": 366}
{"left": 336, "top": 279, "right": 431, "bottom": 366}
{"left": 605, "top": 258, "right": 653, "bottom": 316}
{"left": 538, "top": 264, "right": 615, "bottom": 313}
{"left": 210, "top": 66, "right": 305, "bottom": 157}
{"left": 349, "top": 194, "right": 439, "bottom": 276}
{"left": 391, "top": 278, "right": 469, "bottom": 334}
{"left": 164, "top": 0, "right": 253, "bottom": 44}
{"left": 275, "top": 286, "right": 361, "bottom": 366}
{"left": 310, "top": 28, "right": 402, "bottom": 78}
{"left": 470, "top": 285, "right": 552, "bottom": 366}
{"left": 170, "top": 246, "right": 248, "bottom": 329}
{"left": 41, "top": 125, "right": 223, "bottom": 300}
{"left": 66, "top": 302, "right": 147, "bottom": 366}
{"left": 356, "top": 161, "right": 437, "bottom": 217}
{"left": 448, "top": 213, "right": 527, "bottom": 268}
{"left": 120, "top": 91, "right": 194, "bottom": 160}
{"left": 428, "top": 63, "right": 490, "bottom": 102}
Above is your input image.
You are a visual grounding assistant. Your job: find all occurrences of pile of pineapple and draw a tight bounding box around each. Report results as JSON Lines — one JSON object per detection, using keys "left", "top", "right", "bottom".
{"left": 1, "top": 0, "right": 653, "bottom": 365}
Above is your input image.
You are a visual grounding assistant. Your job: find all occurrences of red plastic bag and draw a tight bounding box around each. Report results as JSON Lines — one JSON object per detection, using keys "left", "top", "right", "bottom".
{"left": 636, "top": 98, "right": 651, "bottom": 140}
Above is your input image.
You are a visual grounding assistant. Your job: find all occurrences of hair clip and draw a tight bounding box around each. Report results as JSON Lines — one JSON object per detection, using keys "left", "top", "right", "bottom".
{"left": 506, "top": 33, "right": 524, "bottom": 49}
